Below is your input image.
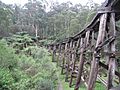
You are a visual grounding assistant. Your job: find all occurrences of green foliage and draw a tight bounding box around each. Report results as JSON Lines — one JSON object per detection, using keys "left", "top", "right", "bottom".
{"left": 0, "top": 40, "right": 58, "bottom": 90}
{"left": 35, "top": 79, "right": 54, "bottom": 90}
{"left": 0, "top": 2, "right": 13, "bottom": 37}
{"left": 39, "top": 39, "right": 54, "bottom": 45}
{"left": 45, "top": 2, "right": 99, "bottom": 43}
{"left": 6, "top": 32, "right": 35, "bottom": 51}
{"left": 0, "top": 0, "right": 100, "bottom": 43}
{"left": 0, "top": 41, "right": 17, "bottom": 69}
{"left": 0, "top": 68, "right": 14, "bottom": 90}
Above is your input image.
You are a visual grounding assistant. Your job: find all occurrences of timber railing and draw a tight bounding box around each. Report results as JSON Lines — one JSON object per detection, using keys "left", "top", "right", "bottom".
{"left": 46, "top": 0, "right": 120, "bottom": 90}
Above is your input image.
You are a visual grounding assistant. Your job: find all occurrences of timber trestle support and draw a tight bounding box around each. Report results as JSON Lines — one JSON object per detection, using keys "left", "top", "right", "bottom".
{"left": 46, "top": 0, "right": 120, "bottom": 90}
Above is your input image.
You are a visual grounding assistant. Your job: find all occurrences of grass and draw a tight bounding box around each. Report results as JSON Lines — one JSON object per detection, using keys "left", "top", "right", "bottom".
{"left": 61, "top": 78, "right": 106, "bottom": 90}
{"left": 50, "top": 55, "right": 106, "bottom": 90}
{"left": 56, "top": 67, "right": 106, "bottom": 90}
{"left": 56, "top": 66, "right": 86, "bottom": 90}
{"left": 62, "top": 82, "right": 86, "bottom": 90}
{"left": 95, "top": 81, "right": 106, "bottom": 90}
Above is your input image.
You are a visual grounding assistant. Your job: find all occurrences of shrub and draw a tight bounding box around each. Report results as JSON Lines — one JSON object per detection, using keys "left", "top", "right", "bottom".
{"left": 0, "top": 68, "right": 14, "bottom": 90}
{"left": 35, "top": 79, "right": 54, "bottom": 90}
{"left": 0, "top": 39, "right": 58, "bottom": 90}
{"left": 0, "top": 41, "right": 17, "bottom": 69}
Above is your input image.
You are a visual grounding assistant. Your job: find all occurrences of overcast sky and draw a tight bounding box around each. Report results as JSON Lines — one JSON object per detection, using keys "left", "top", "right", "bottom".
{"left": 1, "top": 0, "right": 105, "bottom": 6}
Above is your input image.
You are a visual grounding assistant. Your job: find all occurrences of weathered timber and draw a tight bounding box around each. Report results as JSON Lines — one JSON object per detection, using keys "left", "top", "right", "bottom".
{"left": 65, "top": 41, "right": 73, "bottom": 82}
{"left": 57, "top": 44, "right": 61, "bottom": 66}
{"left": 107, "top": 13, "right": 116, "bottom": 90}
{"left": 46, "top": 0, "right": 120, "bottom": 90}
{"left": 87, "top": 13, "right": 108, "bottom": 90}
{"left": 74, "top": 38, "right": 85, "bottom": 90}
{"left": 69, "top": 39, "right": 80, "bottom": 87}
{"left": 61, "top": 43, "right": 68, "bottom": 74}
{"left": 52, "top": 45, "right": 56, "bottom": 62}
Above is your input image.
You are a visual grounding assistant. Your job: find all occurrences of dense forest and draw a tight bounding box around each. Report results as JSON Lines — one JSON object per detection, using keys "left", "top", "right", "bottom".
{"left": 0, "top": 0, "right": 120, "bottom": 90}
{"left": 0, "top": 0, "right": 100, "bottom": 43}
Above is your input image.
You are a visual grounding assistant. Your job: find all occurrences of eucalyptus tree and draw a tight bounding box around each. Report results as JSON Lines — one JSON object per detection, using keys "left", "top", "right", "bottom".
{"left": 23, "top": 0, "right": 47, "bottom": 38}
{"left": 0, "top": 1, "right": 13, "bottom": 37}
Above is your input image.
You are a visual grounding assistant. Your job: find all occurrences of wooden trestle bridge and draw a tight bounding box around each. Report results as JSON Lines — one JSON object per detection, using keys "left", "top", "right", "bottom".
{"left": 46, "top": 0, "right": 120, "bottom": 90}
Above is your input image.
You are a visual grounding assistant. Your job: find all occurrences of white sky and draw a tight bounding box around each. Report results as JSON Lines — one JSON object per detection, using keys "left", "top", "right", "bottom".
{"left": 0, "top": 0, "right": 105, "bottom": 6}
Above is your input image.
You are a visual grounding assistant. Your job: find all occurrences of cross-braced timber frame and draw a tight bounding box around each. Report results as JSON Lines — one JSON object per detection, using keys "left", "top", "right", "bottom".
{"left": 46, "top": 0, "right": 120, "bottom": 90}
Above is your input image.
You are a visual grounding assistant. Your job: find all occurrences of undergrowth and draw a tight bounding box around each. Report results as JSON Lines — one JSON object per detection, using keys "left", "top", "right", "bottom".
{"left": 0, "top": 35, "right": 58, "bottom": 90}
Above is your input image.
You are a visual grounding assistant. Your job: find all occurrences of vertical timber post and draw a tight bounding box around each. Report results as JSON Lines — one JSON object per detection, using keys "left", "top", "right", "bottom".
{"left": 69, "top": 41, "right": 76, "bottom": 87}
{"left": 57, "top": 44, "right": 61, "bottom": 66}
{"left": 87, "top": 13, "right": 107, "bottom": 90}
{"left": 61, "top": 44, "right": 66, "bottom": 74}
{"left": 65, "top": 40, "right": 73, "bottom": 82}
{"left": 52, "top": 45, "right": 56, "bottom": 62}
{"left": 69, "top": 39, "right": 80, "bottom": 87}
{"left": 74, "top": 37, "right": 85, "bottom": 90}
{"left": 107, "top": 13, "right": 116, "bottom": 90}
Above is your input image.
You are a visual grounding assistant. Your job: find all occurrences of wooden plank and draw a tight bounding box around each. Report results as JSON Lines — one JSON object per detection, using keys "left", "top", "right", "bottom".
{"left": 99, "top": 61, "right": 120, "bottom": 77}
{"left": 97, "top": 75, "right": 107, "bottom": 87}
